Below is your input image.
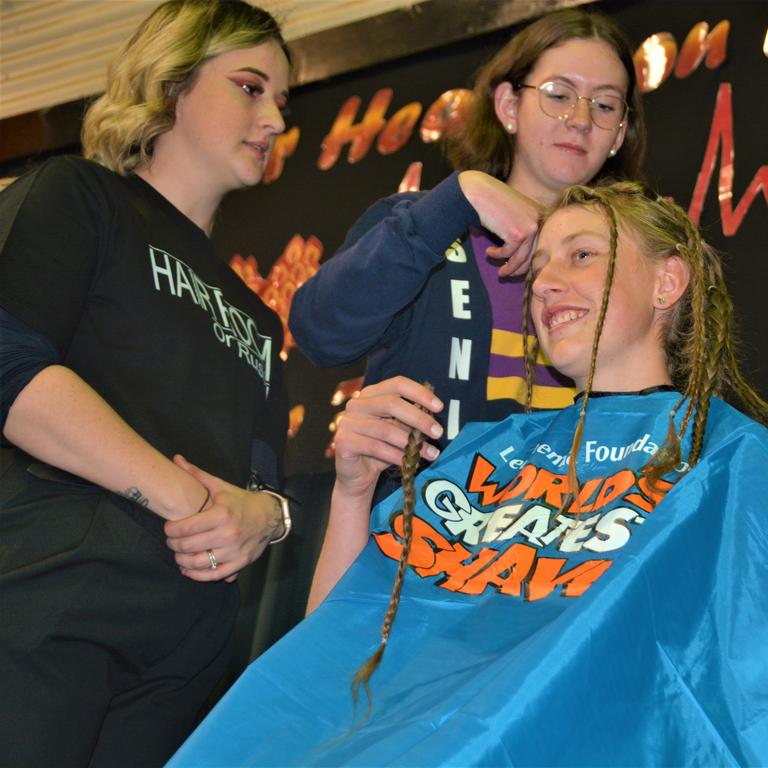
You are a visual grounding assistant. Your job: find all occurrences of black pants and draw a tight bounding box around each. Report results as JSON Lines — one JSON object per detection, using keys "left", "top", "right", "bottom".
{"left": 0, "top": 450, "right": 239, "bottom": 768}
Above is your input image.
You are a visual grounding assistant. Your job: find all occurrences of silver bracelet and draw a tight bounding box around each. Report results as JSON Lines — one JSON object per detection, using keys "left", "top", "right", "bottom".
{"left": 247, "top": 472, "right": 291, "bottom": 544}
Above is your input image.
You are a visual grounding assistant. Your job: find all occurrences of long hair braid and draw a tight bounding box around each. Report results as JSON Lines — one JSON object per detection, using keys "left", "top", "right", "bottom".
{"left": 644, "top": 236, "right": 706, "bottom": 483}
{"left": 676, "top": 218, "right": 717, "bottom": 464}
{"left": 524, "top": 188, "right": 619, "bottom": 513}
{"left": 351, "top": 383, "right": 434, "bottom": 719}
{"left": 564, "top": 189, "right": 620, "bottom": 513}
{"left": 647, "top": 205, "right": 727, "bottom": 479}
{"left": 522, "top": 268, "right": 539, "bottom": 412}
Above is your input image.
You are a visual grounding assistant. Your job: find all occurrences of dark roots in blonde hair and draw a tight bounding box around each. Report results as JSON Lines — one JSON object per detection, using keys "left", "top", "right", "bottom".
{"left": 82, "top": 0, "right": 287, "bottom": 174}
{"left": 523, "top": 181, "right": 768, "bottom": 508}
{"left": 443, "top": 7, "right": 645, "bottom": 184}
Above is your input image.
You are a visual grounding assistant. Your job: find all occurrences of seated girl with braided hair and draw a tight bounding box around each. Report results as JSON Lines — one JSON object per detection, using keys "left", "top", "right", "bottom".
{"left": 170, "top": 182, "right": 768, "bottom": 768}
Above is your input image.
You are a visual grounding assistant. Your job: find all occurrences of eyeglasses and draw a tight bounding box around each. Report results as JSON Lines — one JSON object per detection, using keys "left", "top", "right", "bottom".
{"left": 517, "top": 81, "right": 628, "bottom": 131}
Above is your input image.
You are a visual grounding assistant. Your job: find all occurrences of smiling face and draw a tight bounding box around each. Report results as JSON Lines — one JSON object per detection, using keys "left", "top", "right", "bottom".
{"left": 500, "top": 38, "right": 628, "bottom": 203}
{"left": 531, "top": 204, "right": 672, "bottom": 391}
{"left": 156, "top": 39, "right": 289, "bottom": 200}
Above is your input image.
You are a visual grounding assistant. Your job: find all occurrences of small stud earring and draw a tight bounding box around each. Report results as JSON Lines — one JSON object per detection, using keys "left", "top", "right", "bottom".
{"left": 506, "top": 123, "right": 514, "bottom": 133}
{"left": 608, "top": 148, "right": 617, "bottom": 157}
{"left": 657, "top": 295, "right": 667, "bottom": 305}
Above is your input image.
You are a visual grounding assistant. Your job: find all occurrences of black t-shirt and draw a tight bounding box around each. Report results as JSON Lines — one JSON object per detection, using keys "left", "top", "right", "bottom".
{"left": 0, "top": 156, "right": 286, "bottom": 487}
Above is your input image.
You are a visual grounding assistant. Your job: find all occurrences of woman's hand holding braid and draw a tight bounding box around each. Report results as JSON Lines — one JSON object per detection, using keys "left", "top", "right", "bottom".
{"left": 306, "top": 376, "right": 443, "bottom": 614}
{"left": 333, "top": 376, "right": 444, "bottom": 501}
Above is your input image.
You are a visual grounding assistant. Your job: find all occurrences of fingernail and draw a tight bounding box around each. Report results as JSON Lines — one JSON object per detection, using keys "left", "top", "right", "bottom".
{"left": 431, "top": 397, "right": 443, "bottom": 410}
{"left": 426, "top": 445, "right": 440, "bottom": 460}
{"left": 430, "top": 423, "right": 443, "bottom": 438}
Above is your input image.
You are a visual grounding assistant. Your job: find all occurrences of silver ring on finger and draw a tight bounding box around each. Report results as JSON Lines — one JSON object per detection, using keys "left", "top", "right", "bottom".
{"left": 207, "top": 549, "right": 218, "bottom": 570}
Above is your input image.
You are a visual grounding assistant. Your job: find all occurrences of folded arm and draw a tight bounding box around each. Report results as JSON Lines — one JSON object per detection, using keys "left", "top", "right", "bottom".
{"left": 1, "top": 309, "right": 281, "bottom": 581}
{"left": 5, "top": 362, "right": 209, "bottom": 521}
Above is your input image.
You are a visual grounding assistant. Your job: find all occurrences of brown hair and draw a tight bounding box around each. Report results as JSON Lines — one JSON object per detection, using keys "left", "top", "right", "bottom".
{"left": 444, "top": 7, "right": 645, "bottom": 184}
{"left": 523, "top": 181, "right": 768, "bottom": 508}
{"left": 82, "top": 0, "right": 288, "bottom": 174}
{"left": 351, "top": 384, "right": 433, "bottom": 720}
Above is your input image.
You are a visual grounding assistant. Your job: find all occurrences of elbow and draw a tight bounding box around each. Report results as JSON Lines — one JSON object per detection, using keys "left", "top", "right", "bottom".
{"left": 288, "top": 316, "right": 362, "bottom": 367}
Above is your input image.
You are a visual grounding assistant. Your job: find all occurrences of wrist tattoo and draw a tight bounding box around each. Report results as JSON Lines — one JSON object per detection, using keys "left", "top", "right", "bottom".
{"left": 120, "top": 486, "right": 150, "bottom": 507}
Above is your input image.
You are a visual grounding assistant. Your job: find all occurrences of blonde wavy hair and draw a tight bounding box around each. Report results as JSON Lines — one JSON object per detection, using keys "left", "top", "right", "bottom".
{"left": 82, "top": 0, "right": 287, "bottom": 174}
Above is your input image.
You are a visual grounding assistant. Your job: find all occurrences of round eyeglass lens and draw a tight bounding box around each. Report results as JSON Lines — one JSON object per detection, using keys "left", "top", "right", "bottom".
{"left": 538, "top": 81, "right": 625, "bottom": 129}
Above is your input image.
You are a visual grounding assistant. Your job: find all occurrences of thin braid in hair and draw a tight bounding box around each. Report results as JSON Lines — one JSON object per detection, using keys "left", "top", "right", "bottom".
{"left": 689, "top": 282, "right": 725, "bottom": 459}
{"left": 643, "top": 206, "right": 715, "bottom": 482}
{"left": 679, "top": 224, "right": 715, "bottom": 464}
{"left": 564, "top": 190, "right": 619, "bottom": 515}
{"left": 680, "top": 218, "right": 768, "bottom": 462}
{"left": 522, "top": 267, "right": 539, "bottom": 412}
{"left": 351, "top": 383, "right": 434, "bottom": 720}
{"left": 642, "top": 245, "right": 700, "bottom": 483}
{"left": 674, "top": 223, "right": 708, "bottom": 443}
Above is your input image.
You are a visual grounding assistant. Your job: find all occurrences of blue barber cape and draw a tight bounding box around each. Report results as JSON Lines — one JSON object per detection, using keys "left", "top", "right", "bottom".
{"left": 169, "top": 392, "right": 768, "bottom": 767}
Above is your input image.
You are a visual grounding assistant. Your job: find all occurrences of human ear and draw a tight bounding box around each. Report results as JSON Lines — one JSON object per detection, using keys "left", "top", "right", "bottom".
{"left": 494, "top": 81, "right": 519, "bottom": 135}
{"left": 608, "top": 117, "right": 628, "bottom": 158}
{"left": 654, "top": 254, "right": 690, "bottom": 309}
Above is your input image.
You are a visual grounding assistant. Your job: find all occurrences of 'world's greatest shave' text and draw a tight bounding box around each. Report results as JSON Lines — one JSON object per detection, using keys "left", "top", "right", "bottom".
{"left": 374, "top": 452, "right": 673, "bottom": 602}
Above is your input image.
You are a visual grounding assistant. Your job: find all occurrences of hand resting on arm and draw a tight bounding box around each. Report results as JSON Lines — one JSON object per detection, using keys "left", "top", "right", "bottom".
{"left": 4, "top": 365, "right": 282, "bottom": 582}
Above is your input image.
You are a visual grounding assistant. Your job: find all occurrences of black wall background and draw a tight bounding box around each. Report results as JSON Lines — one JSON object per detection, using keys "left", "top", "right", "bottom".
{"left": 211, "top": 0, "right": 767, "bottom": 480}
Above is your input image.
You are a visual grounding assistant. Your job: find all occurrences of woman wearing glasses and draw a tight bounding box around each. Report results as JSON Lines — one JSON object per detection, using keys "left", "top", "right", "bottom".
{"left": 289, "top": 7, "right": 644, "bottom": 466}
